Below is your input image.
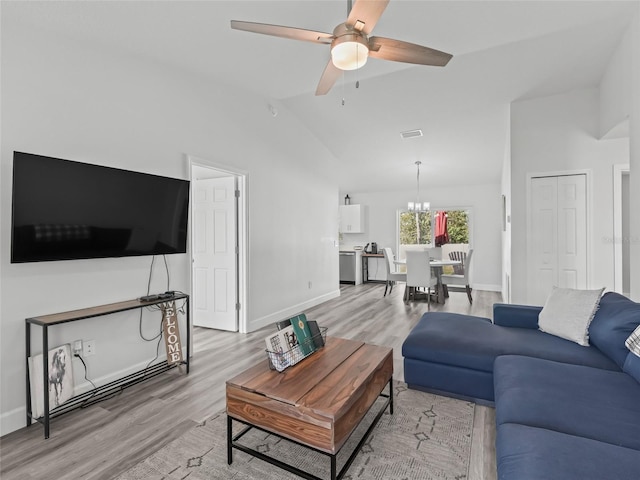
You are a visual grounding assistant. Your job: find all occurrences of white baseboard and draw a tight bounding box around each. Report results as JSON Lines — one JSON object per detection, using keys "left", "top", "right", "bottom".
{"left": 248, "top": 289, "right": 341, "bottom": 333}
{"left": 472, "top": 283, "right": 502, "bottom": 292}
{"left": 0, "top": 406, "right": 26, "bottom": 437}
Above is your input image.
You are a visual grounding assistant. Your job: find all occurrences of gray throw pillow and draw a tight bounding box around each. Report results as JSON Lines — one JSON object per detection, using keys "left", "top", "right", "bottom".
{"left": 538, "top": 287, "right": 605, "bottom": 346}
{"left": 625, "top": 325, "right": 640, "bottom": 357}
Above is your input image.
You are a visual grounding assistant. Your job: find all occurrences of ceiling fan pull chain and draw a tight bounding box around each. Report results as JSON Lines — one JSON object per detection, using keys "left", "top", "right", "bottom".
{"left": 355, "top": 42, "right": 360, "bottom": 89}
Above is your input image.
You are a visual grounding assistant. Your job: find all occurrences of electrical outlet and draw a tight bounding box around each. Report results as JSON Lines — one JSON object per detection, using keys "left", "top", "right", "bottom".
{"left": 73, "top": 340, "right": 83, "bottom": 355}
{"left": 84, "top": 340, "right": 96, "bottom": 357}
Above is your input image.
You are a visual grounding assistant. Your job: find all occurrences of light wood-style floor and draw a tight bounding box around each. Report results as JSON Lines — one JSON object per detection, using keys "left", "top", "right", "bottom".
{"left": 0, "top": 283, "right": 500, "bottom": 480}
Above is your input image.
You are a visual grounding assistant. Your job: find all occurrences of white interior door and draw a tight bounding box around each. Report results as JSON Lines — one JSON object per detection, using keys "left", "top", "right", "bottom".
{"left": 557, "top": 175, "right": 587, "bottom": 289}
{"left": 192, "top": 176, "right": 238, "bottom": 331}
{"left": 529, "top": 174, "right": 587, "bottom": 305}
{"left": 530, "top": 177, "right": 558, "bottom": 304}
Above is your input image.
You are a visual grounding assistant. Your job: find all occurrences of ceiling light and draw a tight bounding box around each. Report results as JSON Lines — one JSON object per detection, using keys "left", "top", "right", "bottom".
{"left": 400, "top": 129, "right": 423, "bottom": 139}
{"left": 408, "top": 161, "right": 430, "bottom": 213}
{"left": 331, "top": 34, "right": 369, "bottom": 71}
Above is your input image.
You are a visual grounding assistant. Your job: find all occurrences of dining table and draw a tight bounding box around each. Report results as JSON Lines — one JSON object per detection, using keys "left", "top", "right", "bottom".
{"left": 394, "top": 258, "right": 461, "bottom": 304}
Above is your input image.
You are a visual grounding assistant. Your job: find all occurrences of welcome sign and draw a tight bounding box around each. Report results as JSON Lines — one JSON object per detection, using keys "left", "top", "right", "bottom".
{"left": 162, "top": 301, "right": 183, "bottom": 365}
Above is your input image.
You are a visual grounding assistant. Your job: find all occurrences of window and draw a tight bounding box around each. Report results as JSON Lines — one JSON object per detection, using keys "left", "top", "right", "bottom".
{"left": 397, "top": 208, "right": 470, "bottom": 261}
{"left": 399, "top": 210, "right": 432, "bottom": 246}
{"left": 445, "top": 210, "right": 470, "bottom": 244}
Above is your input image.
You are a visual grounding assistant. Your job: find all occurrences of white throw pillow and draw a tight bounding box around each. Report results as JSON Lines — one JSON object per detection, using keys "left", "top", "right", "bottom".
{"left": 625, "top": 325, "right": 640, "bottom": 357}
{"left": 538, "top": 287, "right": 605, "bottom": 346}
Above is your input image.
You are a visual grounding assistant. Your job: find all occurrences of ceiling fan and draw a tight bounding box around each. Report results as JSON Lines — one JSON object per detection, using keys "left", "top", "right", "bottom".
{"left": 230, "top": 0, "right": 453, "bottom": 95}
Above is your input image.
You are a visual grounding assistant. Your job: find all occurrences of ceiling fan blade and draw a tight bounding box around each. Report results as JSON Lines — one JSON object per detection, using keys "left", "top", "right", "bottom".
{"left": 368, "top": 36, "right": 453, "bottom": 66}
{"left": 346, "top": 0, "right": 390, "bottom": 35}
{"left": 230, "top": 20, "right": 333, "bottom": 44}
{"left": 315, "top": 60, "right": 342, "bottom": 96}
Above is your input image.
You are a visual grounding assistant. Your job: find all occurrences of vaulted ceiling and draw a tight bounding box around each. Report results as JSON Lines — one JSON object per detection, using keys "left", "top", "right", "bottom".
{"left": 6, "top": 0, "right": 638, "bottom": 192}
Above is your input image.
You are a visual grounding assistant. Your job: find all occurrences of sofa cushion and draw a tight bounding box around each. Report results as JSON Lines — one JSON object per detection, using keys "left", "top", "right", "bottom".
{"left": 493, "top": 303, "right": 542, "bottom": 329}
{"left": 538, "top": 286, "right": 603, "bottom": 345}
{"left": 496, "top": 423, "right": 640, "bottom": 480}
{"left": 494, "top": 355, "right": 640, "bottom": 450}
{"left": 402, "top": 312, "right": 619, "bottom": 374}
{"left": 589, "top": 292, "right": 640, "bottom": 368}
{"left": 404, "top": 358, "right": 495, "bottom": 403}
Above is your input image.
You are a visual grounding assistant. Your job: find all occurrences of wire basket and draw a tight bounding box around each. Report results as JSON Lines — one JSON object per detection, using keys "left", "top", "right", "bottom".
{"left": 266, "top": 326, "right": 327, "bottom": 372}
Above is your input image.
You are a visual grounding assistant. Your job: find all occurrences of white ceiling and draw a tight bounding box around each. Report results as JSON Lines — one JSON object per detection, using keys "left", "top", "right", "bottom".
{"left": 6, "top": 0, "right": 639, "bottom": 192}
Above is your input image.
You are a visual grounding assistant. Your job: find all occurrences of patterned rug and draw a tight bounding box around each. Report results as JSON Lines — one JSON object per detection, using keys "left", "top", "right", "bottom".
{"left": 115, "top": 383, "right": 474, "bottom": 480}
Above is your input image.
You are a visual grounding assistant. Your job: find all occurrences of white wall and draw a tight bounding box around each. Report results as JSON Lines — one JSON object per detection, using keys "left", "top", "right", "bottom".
{"left": 510, "top": 88, "right": 629, "bottom": 304}
{"left": 0, "top": 15, "right": 339, "bottom": 434}
{"left": 597, "top": 10, "right": 640, "bottom": 300}
{"left": 629, "top": 10, "right": 640, "bottom": 301}
{"left": 599, "top": 20, "right": 633, "bottom": 138}
{"left": 338, "top": 184, "right": 503, "bottom": 292}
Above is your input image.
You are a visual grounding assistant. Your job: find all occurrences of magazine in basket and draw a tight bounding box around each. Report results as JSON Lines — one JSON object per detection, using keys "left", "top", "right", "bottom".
{"left": 265, "top": 314, "right": 325, "bottom": 372}
{"left": 28, "top": 344, "right": 74, "bottom": 418}
{"left": 264, "top": 325, "right": 305, "bottom": 371}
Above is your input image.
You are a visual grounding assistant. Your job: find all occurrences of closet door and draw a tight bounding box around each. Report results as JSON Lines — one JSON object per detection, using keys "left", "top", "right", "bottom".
{"left": 557, "top": 175, "right": 587, "bottom": 289}
{"left": 528, "top": 174, "right": 587, "bottom": 305}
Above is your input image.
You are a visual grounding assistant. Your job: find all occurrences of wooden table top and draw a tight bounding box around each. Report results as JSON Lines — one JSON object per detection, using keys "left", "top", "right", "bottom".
{"left": 226, "top": 336, "right": 393, "bottom": 453}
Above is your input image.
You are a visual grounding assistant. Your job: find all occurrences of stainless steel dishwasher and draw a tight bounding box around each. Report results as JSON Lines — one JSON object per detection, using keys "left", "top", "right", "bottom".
{"left": 339, "top": 251, "right": 356, "bottom": 283}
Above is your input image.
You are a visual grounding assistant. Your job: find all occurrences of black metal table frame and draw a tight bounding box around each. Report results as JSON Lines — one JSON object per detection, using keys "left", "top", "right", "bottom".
{"left": 227, "top": 379, "right": 393, "bottom": 480}
{"left": 25, "top": 294, "right": 190, "bottom": 439}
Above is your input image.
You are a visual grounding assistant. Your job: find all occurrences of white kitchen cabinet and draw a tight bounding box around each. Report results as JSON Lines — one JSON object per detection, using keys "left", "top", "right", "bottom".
{"left": 339, "top": 205, "right": 364, "bottom": 233}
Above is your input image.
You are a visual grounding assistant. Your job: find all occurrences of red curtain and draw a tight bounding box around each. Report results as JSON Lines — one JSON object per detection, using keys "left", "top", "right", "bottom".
{"left": 435, "top": 211, "right": 449, "bottom": 246}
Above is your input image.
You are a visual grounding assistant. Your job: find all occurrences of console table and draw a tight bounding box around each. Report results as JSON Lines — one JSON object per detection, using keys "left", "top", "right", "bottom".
{"left": 362, "top": 252, "right": 385, "bottom": 283}
{"left": 25, "top": 294, "right": 190, "bottom": 438}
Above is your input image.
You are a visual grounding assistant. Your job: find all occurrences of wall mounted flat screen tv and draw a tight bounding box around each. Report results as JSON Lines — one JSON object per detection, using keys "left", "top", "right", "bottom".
{"left": 11, "top": 151, "right": 190, "bottom": 263}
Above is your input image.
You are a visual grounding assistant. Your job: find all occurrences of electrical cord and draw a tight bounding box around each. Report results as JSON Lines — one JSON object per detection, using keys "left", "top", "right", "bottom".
{"left": 64, "top": 258, "right": 181, "bottom": 410}
{"left": 74, "top": 353, "right": 125, "bottom": 406}
{"left": 74, "top": 354, "right": 97, "bottom": 391}
{"left": 142, "top": 329, "right": 165, "bottom": 377}
{"left": 74, "top": 353, "right": 100, "bottom": 407}
{"left": 138, "top": 254, "right": 186, "bottom": 374}
{"left": 163, "top": 254, "right": 170, "bottom": 291}
{"left": 138, "top": 255, "right": 165, "bottom": 342}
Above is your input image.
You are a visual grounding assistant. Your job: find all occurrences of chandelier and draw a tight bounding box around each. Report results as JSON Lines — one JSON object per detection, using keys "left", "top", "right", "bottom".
{"left": 407, "top": 161, "right": 430, "bottom": 213}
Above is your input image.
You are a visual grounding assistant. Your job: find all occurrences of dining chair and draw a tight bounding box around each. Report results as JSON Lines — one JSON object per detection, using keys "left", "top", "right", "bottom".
{"left": 382, "top": 248, "right": 406, "bottom": 297}
{"left": 448, "top": 250, "right": 466, "bottom": 274}
{"left": 441, "top": 248, "right": 474, "bottom": 304}
{"left": 405, "top": 250, "right": 437, "bottom": 304}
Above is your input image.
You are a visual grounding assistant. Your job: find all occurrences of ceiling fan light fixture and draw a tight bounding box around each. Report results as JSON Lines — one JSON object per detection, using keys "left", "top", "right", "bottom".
{"left": 331, "top": 34, "right": 369, "bottom": 71}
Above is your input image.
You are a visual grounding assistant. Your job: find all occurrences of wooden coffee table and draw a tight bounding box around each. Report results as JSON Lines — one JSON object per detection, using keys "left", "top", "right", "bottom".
{"left": 226, "top": 337, "right": 393, "bottom": 480}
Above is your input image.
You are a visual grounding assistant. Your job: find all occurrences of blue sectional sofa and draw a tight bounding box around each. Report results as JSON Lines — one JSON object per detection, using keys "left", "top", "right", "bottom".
{"left": 402, "top": 291, "right": 640, "bottom": 479}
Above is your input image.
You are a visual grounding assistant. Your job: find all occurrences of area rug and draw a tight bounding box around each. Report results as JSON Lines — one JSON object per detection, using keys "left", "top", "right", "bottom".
{"left": 115, "top": 383, "right": 474, "bottom": 480}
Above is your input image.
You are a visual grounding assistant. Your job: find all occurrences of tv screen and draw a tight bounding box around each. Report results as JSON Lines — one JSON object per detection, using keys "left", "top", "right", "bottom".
{"left": 11, "top": 152, "right": 190, "bottom": 263}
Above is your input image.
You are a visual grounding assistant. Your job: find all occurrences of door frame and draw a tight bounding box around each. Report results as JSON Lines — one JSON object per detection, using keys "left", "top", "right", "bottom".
{"left": 188, "top": 155, "right": 248, "bottom": 333}
{"left": 613, "top": 164, "right": 630, "bottom": 294}
{"left": 526, "top": 169, "right": 592, "bottom": 302}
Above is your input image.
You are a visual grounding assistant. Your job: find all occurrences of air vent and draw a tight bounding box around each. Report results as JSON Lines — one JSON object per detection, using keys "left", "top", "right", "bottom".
{"left": 400, "top": 129, "right": 423, "bottom": 139}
